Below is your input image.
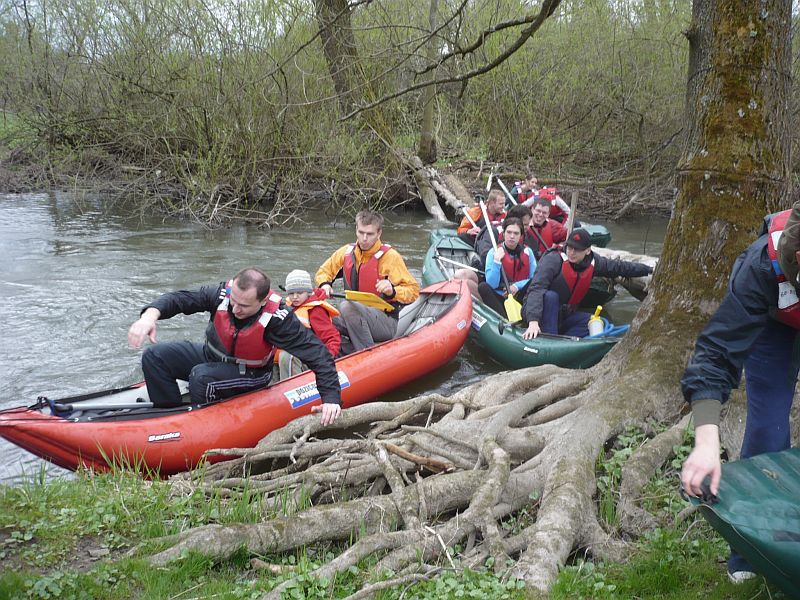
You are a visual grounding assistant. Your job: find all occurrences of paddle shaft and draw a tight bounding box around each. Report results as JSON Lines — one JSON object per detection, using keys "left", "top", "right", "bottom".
{"left": 435, "top": 254, "right": 480, "bottom": 273}
{"left": 480, "top": 199, "right": 512, "bottom": 290}
{"left": 480, "top": 200, "right": 522, "bottom": 320}
{"left": 493, "top": 176, "right": 518, "bottom": 205}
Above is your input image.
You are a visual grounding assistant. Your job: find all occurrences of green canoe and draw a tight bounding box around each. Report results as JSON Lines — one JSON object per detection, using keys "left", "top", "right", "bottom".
{"left": 690, "top": 449, "right": 800, "bottom": 598}
{"left": 423, "top": 228, "right": 617, "bottom": 310}
{"left": 422, "top": 229, "right": 627, "bottom": 369}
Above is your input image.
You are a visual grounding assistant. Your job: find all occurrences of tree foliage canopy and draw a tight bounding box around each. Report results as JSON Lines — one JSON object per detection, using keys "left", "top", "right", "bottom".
{"left": 0, "top": 0, "right": 699, "bottom": 218}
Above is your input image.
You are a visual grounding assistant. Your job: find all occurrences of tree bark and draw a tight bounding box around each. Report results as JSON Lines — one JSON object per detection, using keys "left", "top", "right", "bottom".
{"left": 314, "top": 0, "right": 360, "bottom": 116}
{"left": 417, "top": 0, "right": 439, "bottom": 164}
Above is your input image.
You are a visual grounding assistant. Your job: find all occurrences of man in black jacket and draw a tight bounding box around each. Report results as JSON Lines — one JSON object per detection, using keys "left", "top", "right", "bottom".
{"left": 128, "top": 267, "right": 341, "bottom": 426}
{"left": 681, "top": 206, "right": 800, "bottom": 583}
{"left": 521, "top": 228, "right": 653, "bottom": 339}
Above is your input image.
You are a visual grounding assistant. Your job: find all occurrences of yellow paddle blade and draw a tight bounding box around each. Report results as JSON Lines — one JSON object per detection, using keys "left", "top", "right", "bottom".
{"left": 343, "top": 290, "right": 395, "bottom": 312}
{"left": 504, "top": 296, "right": 522, "bottom": 322}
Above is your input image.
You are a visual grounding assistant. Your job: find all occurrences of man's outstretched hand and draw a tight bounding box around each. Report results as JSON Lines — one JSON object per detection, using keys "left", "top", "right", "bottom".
{"left": 312, "top": 402, "right": 341, "bottom": 426}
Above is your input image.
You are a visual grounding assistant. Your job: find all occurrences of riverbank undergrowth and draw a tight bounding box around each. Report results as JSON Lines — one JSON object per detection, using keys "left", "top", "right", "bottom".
{"left": 0, "top": 427, "right": 784, "bottom": 600}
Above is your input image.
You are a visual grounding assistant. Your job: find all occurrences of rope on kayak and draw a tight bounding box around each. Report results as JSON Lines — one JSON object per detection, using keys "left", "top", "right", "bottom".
{"left": 584, "top": 320, "right": 630, "bottom": 339}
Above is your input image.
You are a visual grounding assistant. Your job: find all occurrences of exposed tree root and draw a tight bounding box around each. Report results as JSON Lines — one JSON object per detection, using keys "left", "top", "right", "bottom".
{"left": 156, "top": 360, "right": 690, "bottom": 595}
{"left": 618, "top": 414, "right": 691, "bottom": 535}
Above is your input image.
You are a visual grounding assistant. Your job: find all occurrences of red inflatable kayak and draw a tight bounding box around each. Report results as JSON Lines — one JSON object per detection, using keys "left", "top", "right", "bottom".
{"left": 0, "top": 280, "right": 471, "bottom": 476}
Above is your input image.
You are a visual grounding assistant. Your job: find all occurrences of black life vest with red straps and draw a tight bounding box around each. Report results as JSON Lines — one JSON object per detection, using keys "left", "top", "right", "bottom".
{"left": 500, "top": 246, "right": 531, "bottom": 282}
{"left": 557, "top": 252, "right": 595, "bottom": 306}
{"left": 767, "top": 209, "right": 800, "bottom": 329}
{"left": 342, "top": 243, "right": 393, "bottom": 295}
{"left": 205, "top": 280, "right": 282, "bottom": 368}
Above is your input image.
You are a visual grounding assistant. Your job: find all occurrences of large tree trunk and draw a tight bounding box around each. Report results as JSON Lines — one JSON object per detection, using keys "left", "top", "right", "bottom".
{"left": 314, "top": 0, "right": 404, "bottom": 195}
{"left": 417, "top": 0, "right": 439, "bottom": 164}
{"left": 314, "top": 0, "right": 360, "bottom": 116}
{"left": 148, "top": 0, "right": 792, "bottom": 596}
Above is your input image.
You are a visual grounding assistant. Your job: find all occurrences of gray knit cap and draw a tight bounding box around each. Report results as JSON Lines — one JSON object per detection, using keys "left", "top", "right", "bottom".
{"left": 778, "top": 202, "right": 800, "bottom": 289}
{"left": 284, "top": 269, "right": 313, "bottom": 293}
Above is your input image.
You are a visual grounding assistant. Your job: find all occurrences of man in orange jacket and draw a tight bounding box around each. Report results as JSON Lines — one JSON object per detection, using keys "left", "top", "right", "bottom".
{"left": 316, "top": 210, "right": 420, "bottom": 352}
{"left": 457, "top": 189, "right": 506, "bottom": 246}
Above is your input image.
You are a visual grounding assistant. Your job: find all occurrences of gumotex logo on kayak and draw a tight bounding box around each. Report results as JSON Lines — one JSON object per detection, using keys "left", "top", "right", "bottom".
{"left": 147, "top": 432, "right": 181, "bottom": 443}
{"left": 284, "top": 371, "right": 351, "bottom": 409}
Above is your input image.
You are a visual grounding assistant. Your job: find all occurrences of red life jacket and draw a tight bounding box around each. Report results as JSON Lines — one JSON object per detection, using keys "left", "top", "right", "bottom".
{"left": 342, "top": 243, "right": 394, "bottom": 296}
{"left": 474, "top": 209, "right": 506, "bottom": 232}
{"left": 500, "top": 246, "right": 531, "bottom": 282}
{"left": 538, "top": 187, "right": 567, "bottom": 221}
{"left": 516, "top": 188, "right": 536, "bottom": 203}
{"left": 205, "top": 281, "right": 282, "bottom": 368}
{"left": 538, "top": 187, "right": 558, "bottom": 201}
{"left": 560, "top": 253, "right": 595, "bottom": 306}
{"left": 767, "top": 209, "right": 800, "bottom": 329}
{"left": 530, "top": 221, "right": 556, "bottom": 255}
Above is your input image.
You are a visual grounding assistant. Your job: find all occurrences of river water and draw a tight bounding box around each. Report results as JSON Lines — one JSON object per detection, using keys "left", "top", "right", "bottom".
{"left": 0, "top": 192, "right": 667, "bottom": 483}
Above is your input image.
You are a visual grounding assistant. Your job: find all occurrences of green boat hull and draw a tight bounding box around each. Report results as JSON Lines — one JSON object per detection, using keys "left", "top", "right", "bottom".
{"left": 691, "top": 449, "right": 800, "bottom": 598}
{"left": 422, "top": 229, "right": 624, "bottom": 369}
{"left": 583, "top": 223, "right": 612, "bottom": 248}
{"left": 469, "top": 301, "right": 621, "bottom": 369}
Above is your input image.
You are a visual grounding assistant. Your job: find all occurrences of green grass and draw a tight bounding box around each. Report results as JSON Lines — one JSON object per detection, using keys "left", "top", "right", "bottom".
{"left": 0, "top": 441, "right": 788, "bottom": 600}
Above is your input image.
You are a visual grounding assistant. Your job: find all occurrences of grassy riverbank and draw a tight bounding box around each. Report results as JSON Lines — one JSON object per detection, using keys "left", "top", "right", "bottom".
{"left": 0, "top": 430, "right": 784, "bottom": 600}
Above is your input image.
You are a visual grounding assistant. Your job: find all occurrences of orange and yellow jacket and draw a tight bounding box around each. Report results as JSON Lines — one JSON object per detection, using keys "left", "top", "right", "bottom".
{"left": 315, "top": 239, "right": 420, "bottom": 305}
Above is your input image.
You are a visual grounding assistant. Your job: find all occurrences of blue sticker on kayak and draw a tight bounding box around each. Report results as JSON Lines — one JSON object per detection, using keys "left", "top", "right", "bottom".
{"left": 284, "top": 371, "right": 351, "bottom": 409}
{"left": 471, "top": 313, "right": 486, "bottom": 331}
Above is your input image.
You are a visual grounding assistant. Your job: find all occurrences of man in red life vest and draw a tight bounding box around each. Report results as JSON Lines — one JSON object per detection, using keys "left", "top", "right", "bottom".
{"left": 316, "top": 210, "right": 420, "bottom": 352}
{"left": 521, "top": 228, "right": 652, "bottom": 339}
{"left": 128, "top": 267, "right": 341, "bottom": 425}
{"left": 528, "top": 198, "right": 567, "bottom": 259}
{"left": 681, "top": 203, "right": 800, "bottom": 583}
{"left": 457, "top": 189, "right": 506, "bottom": 245}
{"left": 279, "top": 269, "right": 341, "bottom": 379}
{"left": 524, "top": 186, "right": 572, "bottom": 224}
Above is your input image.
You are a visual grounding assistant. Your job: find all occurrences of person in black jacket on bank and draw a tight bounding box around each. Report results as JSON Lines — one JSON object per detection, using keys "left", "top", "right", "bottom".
{"left": 681, "top": 206, "right": 800, "bottom": 583}
{"left": 128, "top": 266, "right": 341, "bottom": 426}
{"left": 521, "top": 228, "right": 653, "bottom": 339}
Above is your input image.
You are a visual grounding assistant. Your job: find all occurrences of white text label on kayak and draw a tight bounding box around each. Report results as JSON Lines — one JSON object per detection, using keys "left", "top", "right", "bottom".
{"left": 147, "top": 431, "right": 181, "bottom": 443}
{"left": 284, "top": 371, "right": 351, "bottom": 409}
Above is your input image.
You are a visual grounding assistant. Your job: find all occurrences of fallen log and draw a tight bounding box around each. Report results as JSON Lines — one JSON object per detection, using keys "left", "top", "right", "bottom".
{"left": 591, "top": 246, "right": 658, "bottom": 301}
{"left": 409, "top": 155, "right": 447, "bottom": 222}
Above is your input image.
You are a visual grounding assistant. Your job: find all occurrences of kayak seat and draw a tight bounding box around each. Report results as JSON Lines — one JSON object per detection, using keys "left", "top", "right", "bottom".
{"left": 395, "top": 293, "right": 452, "bottom": 337}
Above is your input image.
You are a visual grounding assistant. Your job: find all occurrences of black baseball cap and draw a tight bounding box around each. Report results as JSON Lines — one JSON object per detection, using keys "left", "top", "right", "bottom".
{"left": 564, "top": 228, "right": 592, "bottom": 251}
